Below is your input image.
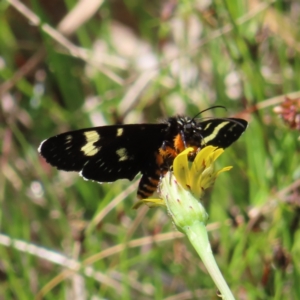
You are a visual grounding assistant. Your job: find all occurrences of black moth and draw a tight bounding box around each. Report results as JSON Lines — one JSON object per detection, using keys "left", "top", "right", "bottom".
{"left": 38, "top": 112, "right": 247, "bottom": 198}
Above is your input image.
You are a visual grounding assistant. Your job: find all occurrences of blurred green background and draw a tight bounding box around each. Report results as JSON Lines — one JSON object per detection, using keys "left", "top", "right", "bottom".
{"left": 1, "top": 0, "right": 300, "bottom": 299}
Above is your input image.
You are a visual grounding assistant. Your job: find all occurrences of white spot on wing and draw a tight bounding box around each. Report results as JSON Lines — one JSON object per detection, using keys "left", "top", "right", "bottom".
{"left": 116, "top": 148, "right": 129, "bottom": 161}
{"left": 117, "top": 128, "right": 124, "bottom": 136}
{"left": 81, "top": 131, "right": 101, "bottom": 156}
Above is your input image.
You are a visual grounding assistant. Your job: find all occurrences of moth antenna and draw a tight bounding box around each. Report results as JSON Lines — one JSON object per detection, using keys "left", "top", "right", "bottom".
{"left": 191, "top": 105, "right": 227, "bottom": 122}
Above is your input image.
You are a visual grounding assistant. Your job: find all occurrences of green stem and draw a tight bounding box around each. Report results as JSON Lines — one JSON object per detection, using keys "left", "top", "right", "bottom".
{"left": 183, "top": 221, "right": 235, "bottom": 300}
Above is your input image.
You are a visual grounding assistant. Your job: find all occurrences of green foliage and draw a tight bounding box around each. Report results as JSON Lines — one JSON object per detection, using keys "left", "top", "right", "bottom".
{"left": 1, "top": 0, "right": 300, "bottom": 299}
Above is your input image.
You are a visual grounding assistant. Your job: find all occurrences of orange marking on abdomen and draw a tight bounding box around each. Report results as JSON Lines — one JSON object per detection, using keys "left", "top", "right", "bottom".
{"left": 155, "top": 152, "right": 164, "bottom": 166}
{"left": 137, "top": 179, "right": 159, "bottom": 199}
{"left": 174, "top": 134, "right": 185, "bottom": 152}
{"left": 148, "top": 177, "right": 159, "bottom": 187}
{"left": 137, "top": 190, "right": 152, "bottom": 199}
{"left": 159, "top": 146, "right": 177, "bottom": 159}
{"left": 143, "top": 184, "right": 157, "bottom": 192}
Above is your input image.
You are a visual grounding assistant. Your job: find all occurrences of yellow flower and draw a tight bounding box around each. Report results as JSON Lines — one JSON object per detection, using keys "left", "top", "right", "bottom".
{"left": 161, "top": 146, "right": 232, "bottom": 229}
{"left": 173, "top": 146, "right": 232, "bottom": 199}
